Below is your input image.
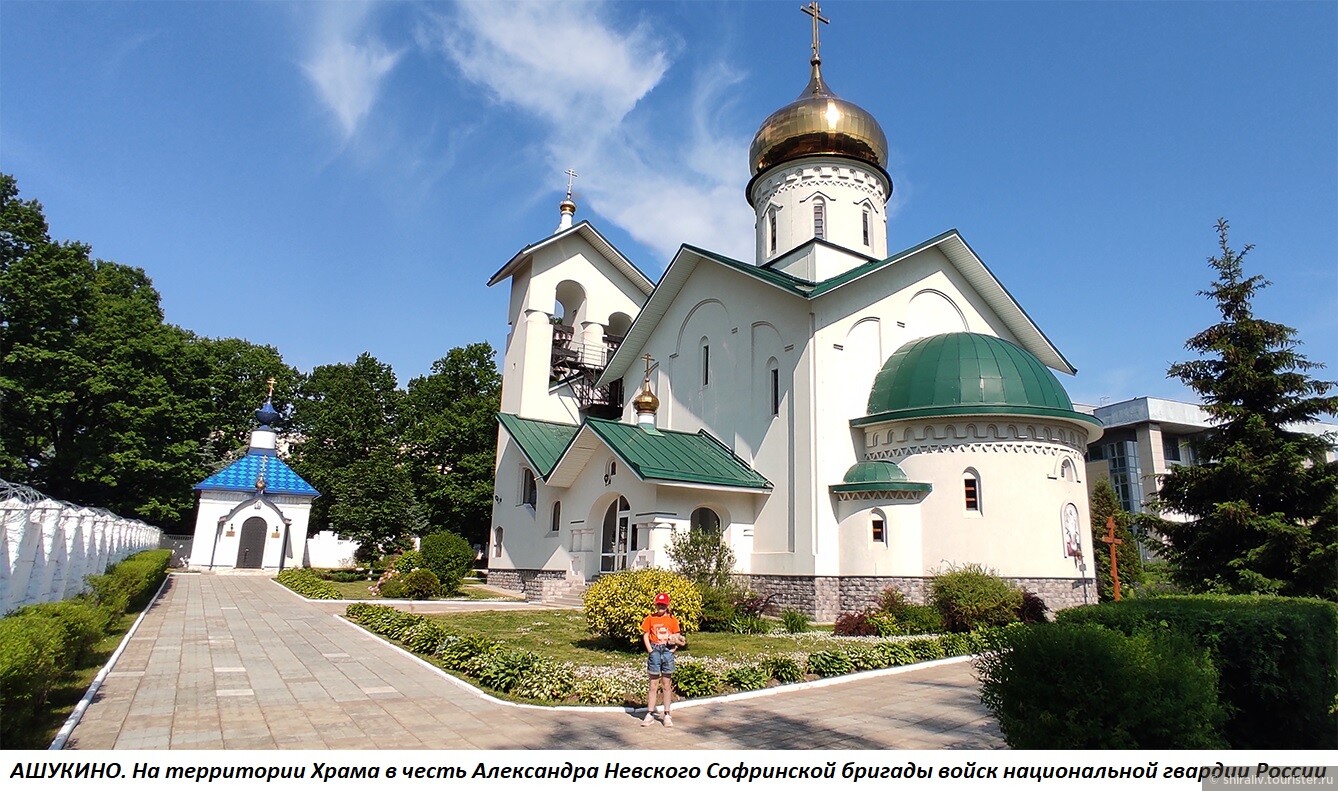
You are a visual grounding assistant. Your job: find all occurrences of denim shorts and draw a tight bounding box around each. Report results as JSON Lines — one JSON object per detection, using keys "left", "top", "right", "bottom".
{"left": 647, "top": 645, "right": 676, "bottom": 676}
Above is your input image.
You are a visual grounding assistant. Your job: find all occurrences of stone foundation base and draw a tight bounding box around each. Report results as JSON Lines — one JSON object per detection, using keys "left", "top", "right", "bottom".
{"left": 485, "top": 568, "right": 568, "bottom": 600}
{"left": 743, "top": 574, "right": 1095, "bottom": 622}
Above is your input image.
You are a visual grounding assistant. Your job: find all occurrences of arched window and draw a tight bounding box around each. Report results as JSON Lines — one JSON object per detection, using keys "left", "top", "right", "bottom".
{"left": 871, "top": 508, "right": 887, "bottom": 545}
{"left": 768, "top": 359, "right": 780, "bottom": 416}
{"left": 862, "top": 208, "right": 871, "bottom": 247}
{"left": 521, "top": 468, "right": 537, "bottom": 508}
{"left": 1060, "top": 459, "right": 1077, "bottom": 482}
{"left": 768, "top": 208, "right": 778, "bottom": 253}
{"left": 963, "top": 469, "right": 981, "bottom": 513}
{"left": 493, "top": 527, "right": 504, "bottom": 558}
{"left": 550, "top": 501, "right": 561, "bottom": 534}
{"left": 690, "top": 507, "right": 722, "bottom": 535}
{"left": 812, "top": 197, "right": 826, "bottom": 240}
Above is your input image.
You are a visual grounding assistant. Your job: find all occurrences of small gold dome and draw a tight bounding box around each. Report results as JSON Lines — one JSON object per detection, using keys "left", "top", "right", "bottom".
{"left": 748, "top": 61, "right": 888, "bottom": 178}
{"left": 631, "top": 379, "right": 660, "bottom": 414}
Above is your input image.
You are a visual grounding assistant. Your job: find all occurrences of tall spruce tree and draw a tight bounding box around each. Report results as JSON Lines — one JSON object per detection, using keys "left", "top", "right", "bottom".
{"left": 1155, "top": 219, "right": 1338, "bottom": 599}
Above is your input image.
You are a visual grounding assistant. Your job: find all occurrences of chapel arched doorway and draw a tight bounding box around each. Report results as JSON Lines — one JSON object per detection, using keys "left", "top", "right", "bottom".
{"left": 236, "top": 517, "right": 267, "bottom": 569}
{"left": 600, "top": 496, "right": 630, "bottom": 573}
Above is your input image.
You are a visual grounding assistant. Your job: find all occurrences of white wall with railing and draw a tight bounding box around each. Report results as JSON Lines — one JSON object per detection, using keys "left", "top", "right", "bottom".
{"left": 0, "top": 479, "right": 163, "bottom": 615}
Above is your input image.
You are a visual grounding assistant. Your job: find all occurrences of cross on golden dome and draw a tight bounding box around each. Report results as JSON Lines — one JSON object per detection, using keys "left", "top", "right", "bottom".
{"left": 802, "top": 1, "right": 829, "bottom": 64}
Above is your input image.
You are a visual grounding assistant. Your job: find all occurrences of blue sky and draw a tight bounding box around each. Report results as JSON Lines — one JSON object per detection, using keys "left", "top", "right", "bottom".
{"left": 3, "top": 1, "right": 1335, "bottom": 406}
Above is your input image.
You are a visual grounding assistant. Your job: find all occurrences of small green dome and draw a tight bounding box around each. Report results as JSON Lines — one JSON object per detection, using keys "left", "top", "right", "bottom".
{"left": 843, "top": 460, "right": 911, "bottom": 485}
{"left": 863, "top": 333, "right": 1098, "bottom": 428}
{"left": 832, "top": 460, "right": 932, "bottom": 494}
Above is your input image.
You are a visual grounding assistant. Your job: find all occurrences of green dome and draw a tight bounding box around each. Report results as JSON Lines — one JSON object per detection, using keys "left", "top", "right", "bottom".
{"left": 862, "top": 333, "right": 1099, "bottom": 428}
{"left": 832, "top": 460, "right": 931, "bottom": 494}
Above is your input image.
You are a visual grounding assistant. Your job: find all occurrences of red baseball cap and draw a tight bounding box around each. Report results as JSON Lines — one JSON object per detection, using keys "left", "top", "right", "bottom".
{"left": 654, "top": 592, "right": 670, "bottom": 605}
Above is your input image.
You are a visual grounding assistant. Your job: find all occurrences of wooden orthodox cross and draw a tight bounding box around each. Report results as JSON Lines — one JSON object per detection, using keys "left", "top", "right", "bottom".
{"left": 1100, "top": 515, "right": 1124, "bottom": 601}
{"left": 802, "top": 1, "right": 829, "bottom": 61}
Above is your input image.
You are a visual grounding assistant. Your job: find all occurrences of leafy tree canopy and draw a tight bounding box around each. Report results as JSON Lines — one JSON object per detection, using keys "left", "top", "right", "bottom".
{"left": 1154, "top": 219, "right": 1338, "bottom": 600}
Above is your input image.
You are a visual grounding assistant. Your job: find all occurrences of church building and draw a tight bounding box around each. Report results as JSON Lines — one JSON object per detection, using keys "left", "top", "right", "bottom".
{"left": 486, "top": 9, "right": 1102, "bottom": 618}
{"left": 187, "top": 393, "right": 319, "bottom": 571}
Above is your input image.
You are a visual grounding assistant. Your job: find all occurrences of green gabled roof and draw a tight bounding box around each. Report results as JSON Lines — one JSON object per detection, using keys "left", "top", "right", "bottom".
{"left": 830, "top": 460, "right": 932, "bottom": 493}
{"left": 497, "top": 413, "right": 579, "bottom": 477}
{"left": 583, "top": 418, "right": 772, "bottom": 490}
{"left": 679, "top": 244, "right": 815, "bottom": 296}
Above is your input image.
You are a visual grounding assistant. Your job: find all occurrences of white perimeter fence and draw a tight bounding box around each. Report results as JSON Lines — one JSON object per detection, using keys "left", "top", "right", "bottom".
{"left": 1, "top": 479, "right": 162, "bottom": 615}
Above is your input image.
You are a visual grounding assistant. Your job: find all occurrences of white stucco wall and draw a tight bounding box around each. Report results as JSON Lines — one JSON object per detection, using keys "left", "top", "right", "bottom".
{"left": 749, "top": 156, "right": 890, "bottom": 266}
{"left": 188, "top": 491, "right": 313, "bottom": 571}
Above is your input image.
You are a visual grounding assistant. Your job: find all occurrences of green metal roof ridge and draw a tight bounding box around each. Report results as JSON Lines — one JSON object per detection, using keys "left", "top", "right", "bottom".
{"left": 808, "top": 230, "right": 959, "bottom": 297}
{"left": 496, "top": 413, "right": 580, "bottom": 478}
{"left": 830, "top": 481, "right": 933, "bottom": 493}
{"left": 759, "top": 237, "right": 878, "bottom": 271}
{"left": 582, "top": 417, "right": 772, "bottom": 490}
{"left": 679, "top": 244, "right": 815, "bottom": 295}
{"left": 851, "top": 404, "right": 1104, "bottom": 428}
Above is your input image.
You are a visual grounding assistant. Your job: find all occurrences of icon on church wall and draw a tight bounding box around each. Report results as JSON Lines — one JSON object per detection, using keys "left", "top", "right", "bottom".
{"left": 1061, "top": 503, "right": 1081, "bottom": 559}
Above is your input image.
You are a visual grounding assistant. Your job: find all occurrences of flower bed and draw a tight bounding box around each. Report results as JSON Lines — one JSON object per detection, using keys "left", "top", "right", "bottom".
{"left": 344, "top": 603, "right": 1014, "bottom": 705}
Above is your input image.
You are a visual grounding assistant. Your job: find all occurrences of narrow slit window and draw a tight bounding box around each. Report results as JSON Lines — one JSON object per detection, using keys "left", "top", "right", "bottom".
{"left": 769, "top": 365, "right": 780, "bottom": 416}
{"left": 872, "top": 517, "right": 885, "bottom": 543}
{"left": 550, "top": 501, "right": 561, "bottom": 533}
{"left": 768, "top": 211, "right": 777, "bottom": 253}
{"left": 521, "top": 468, "right": 537, "bottom": 508}
{"left": 813, "top": 198, "right": 825, "bottom": 240}
{"left": 862, "top": 208, "right": 871, "bottom": 246}
{"left": 701, "top": 343, "right": 710, "bottom": 386}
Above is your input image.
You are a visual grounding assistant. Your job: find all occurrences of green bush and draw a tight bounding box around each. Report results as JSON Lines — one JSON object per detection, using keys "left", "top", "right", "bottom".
{"left": 843, "top": 644, "right": 882, "bottom": 671}
{"left": 671, "top": 661, "right": 720, "bottom": 698}
{"left": 875, "top": 641, "right": 915, "bottom": 667}
{"left": 573, "top": 676, "right": 632, "bottom": 706}
{"left": 780, "top": 609, "right": 810, "bottom": 634}
{"left": 400, "top": 569, "right": 441, "bottom": 600}
{"left": 316, "top": 568, "right": 367, "bottom": 583}
{"left": 938, "top": 633, "right": 972, "bottom": 657}
{"left": 806, "top": 650, "right": 853, "bottom": 677}
{"left": 666, "top": 528, "right": 735, "bottom": 589}
{"left": 977, "top": 623, "right": 1227, "bottom": 749}
{"left": 876, "top": 586, "right": 909, "bottom": 615}
{"left": 1057, "top": 595, "right": 1338, "bottom": 749}
{"left": 419, "top": 532, "right": 475, "bottom": 594}
{"left": 723, "top": 664, "right": 769, "bottom": 691}
{"left": 394, "top": 550, "right": 423, "bottom": 573}
{"left": 476, "top": 649, "right": 539, "bottom": 693}
{"left": 760, "top": 655, "right": 804, "bottom": 684}
{"left": 905, "top": 637, "right": 947, "bottom": 662}
{"left": 513, "top": 660, "right": 576, "bottom": 702}
{"left": 728, "top": 615, "right": 772, "bottom": 634}
{"left": 13, "top": 599, "right": 112, "bottom": 666}
{"left": 0, "top": 615, "right": 63, "bottom": 742}
{"left": 583, "top": 569, "right": 702, "bottom": 644}
{"left": 929, "top": 564, "right": 1023, "bottom": 632}
{"left": 697, "top": 584, "right": 737, "bottom": 632}
{"left": 276, "top": 568, "right": 339, "bottom": 599}
{"left": 895, "top": 605, "right": 944, "bottom": 635}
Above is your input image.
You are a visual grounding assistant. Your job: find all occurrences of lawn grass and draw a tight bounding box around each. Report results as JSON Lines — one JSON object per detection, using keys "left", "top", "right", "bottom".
{"left": 325, "top": 578, "right": 524, "bottom": 601}
{"left": 6, "top": 611, "right": 137, "bottom": 750}
{"left": 423, "top": 609, "right": 838, "bottom": 666}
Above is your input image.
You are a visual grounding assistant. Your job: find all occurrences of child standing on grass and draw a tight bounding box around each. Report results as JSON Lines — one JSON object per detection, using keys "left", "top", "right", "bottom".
{"left": 640, "top": 592, "right": 681, "bottom": 727}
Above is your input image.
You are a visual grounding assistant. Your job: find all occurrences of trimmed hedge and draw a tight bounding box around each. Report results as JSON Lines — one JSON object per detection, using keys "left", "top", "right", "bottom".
{"left": 977, "top": 623, "right": 1227, "bottom": 749}
{"left": 400, "top": 569, "right": 442, "bottom": 600}
{"left": 276, "top": 568, "right": 339, "bottom": 599}
{"left": 1057, "top": 595, "right": 1338, "bottom": 749}
{"left": 0, "top": 548, "right": 170, "bottom": 746}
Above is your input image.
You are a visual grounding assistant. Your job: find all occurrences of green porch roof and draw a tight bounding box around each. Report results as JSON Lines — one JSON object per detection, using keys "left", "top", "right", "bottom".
{"left": 583, "top": 418, "right": 772, "bottom": 490}
{"left": 496, "top": 413, "right": 579, "bottom": 477}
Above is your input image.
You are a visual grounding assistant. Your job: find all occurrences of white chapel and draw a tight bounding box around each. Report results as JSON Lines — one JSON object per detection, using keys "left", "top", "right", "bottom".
{"left": 486, "top": 10, "right": 1102, "bottom": 618}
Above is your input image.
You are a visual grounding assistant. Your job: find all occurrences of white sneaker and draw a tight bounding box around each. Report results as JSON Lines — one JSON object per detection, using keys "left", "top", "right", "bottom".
{"left": 662, "top": 714, "right": 673, "bottom": 728}
{"left": 641, "top": 713, "right": 655, "bottom": 726}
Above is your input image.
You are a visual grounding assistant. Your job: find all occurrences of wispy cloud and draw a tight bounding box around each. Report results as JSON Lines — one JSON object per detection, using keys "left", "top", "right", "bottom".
{"left": 301, "top": 3, "right": 402, "bottom": 139}
{"left": 421, "top": 1, "right": 755, "bottom": 262}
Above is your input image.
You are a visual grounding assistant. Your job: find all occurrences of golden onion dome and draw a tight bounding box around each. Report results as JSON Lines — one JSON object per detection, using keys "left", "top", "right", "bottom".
{"left": 748, "top": 60, "right": 888, "bottom": 177}
{"left": 631, "top": 379, "right": 660, "bottom": 414}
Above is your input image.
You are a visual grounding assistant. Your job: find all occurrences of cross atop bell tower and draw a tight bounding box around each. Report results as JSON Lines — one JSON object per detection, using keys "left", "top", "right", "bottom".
{"left": 802, "top": 1, "right": 829, "bottom": 65}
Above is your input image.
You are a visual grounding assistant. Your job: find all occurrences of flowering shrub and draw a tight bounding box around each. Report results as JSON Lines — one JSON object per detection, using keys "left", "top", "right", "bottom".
{"left": 583, "top": 569, "right": 702, "bottom": 644}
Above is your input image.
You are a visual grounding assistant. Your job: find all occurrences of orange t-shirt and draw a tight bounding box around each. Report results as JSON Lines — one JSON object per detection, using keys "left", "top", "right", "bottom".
{"left": 640, "top": 613, "right": 680, "bottom": 645}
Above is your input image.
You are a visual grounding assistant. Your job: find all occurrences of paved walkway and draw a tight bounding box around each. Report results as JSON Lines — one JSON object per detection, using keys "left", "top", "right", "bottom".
{"left": 66, "top": 575, "right": 1004, "bottom": 750}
